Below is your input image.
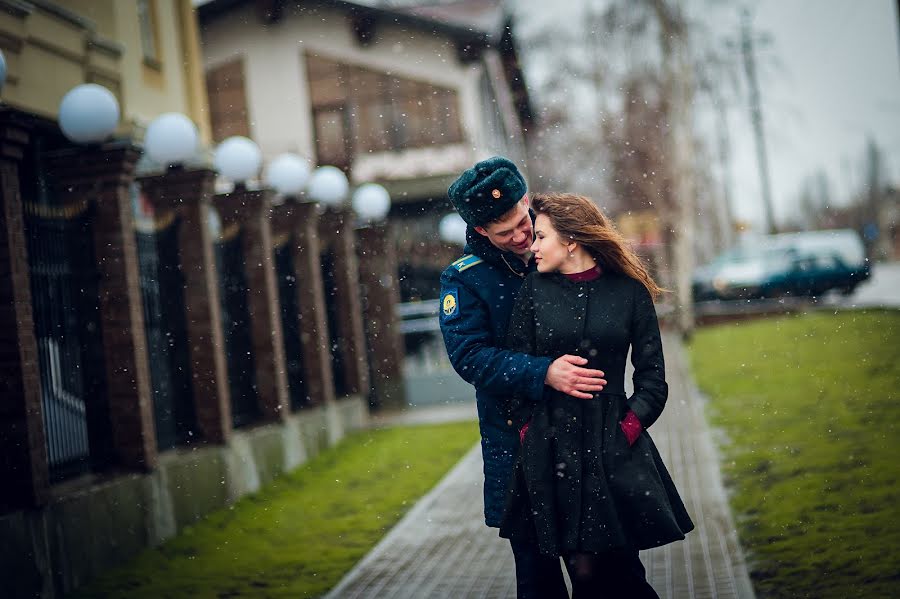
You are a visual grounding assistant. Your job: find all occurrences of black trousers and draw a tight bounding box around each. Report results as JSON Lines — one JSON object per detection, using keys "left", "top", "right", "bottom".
{"left": 563, "top": 549, "right": 659, "bottom": 599}
{"left": 509, "top": 539, "right": 568, "bottom": 599}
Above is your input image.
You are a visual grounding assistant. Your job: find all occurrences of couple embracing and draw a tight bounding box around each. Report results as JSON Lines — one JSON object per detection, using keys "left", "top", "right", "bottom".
{"left": 438, "top": 157, "right": 694, "bottom": 598}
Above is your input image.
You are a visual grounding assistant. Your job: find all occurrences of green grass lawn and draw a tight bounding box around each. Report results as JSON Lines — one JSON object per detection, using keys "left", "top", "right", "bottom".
{"left": 688, "top": 310, "right": 900, "bottom": 599}
{"left": 74, "top": 420, "right": 479, "bottom": 599}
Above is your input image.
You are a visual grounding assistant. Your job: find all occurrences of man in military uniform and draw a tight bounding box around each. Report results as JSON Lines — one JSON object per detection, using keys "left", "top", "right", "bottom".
{"left": 439, "top": 157, "right": 607, "bottom": 598}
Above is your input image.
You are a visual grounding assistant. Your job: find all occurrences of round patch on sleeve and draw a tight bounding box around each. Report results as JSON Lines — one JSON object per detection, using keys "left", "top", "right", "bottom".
{"left": 441, "top": 288, "right": 460, "bottom": 320}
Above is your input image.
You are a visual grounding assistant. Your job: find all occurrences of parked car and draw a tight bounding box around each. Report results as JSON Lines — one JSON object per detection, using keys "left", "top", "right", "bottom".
{"left": 773, "top": 230, "right": 871, "bottom": 296}
{"left": 692, "top": 229, "right": 870, "bottom": 301}
{"left": 693, "top": 244, "right": 765, "bottom": 301}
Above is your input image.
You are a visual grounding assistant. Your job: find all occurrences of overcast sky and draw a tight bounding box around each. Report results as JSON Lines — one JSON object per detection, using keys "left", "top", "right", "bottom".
{"left": 515, "top": 0, "right": 900, "bottom": 231}
{"left": 720, "top": 0, "right": 900, "bottom": 228}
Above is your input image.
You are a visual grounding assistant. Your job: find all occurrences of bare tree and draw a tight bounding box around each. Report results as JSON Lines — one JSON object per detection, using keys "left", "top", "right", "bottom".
{"left": 519, "top": 0, "right": 750, "bottom": 335}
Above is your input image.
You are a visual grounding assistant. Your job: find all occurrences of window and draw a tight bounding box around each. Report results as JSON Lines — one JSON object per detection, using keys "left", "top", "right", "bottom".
{"left": 137, "top": 0, "right": 160, "bottom": 67}
{"left": 305, "top": 53, "right": 463, "bottom": 163}
{"left": 313, "top": 107, "right": 352, "bottom": 169}
{"left": 437, "top": 87, "right": 463, "bottom": 144}
{"left": 206, "top": 59, "right": 250, "bottom": 142}
{"left": 352, "top": 69, "right": 391, "bottom": 152}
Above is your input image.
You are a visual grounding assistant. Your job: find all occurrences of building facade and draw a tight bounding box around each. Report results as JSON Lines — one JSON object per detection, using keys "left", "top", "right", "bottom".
{"left": 198, "top": 0, "right": 535, "bottom": 300}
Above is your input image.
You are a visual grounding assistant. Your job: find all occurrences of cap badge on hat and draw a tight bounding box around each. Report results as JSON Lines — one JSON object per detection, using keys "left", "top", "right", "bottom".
{"left": 492, "top": 189, "right": 501, "bottom": 199}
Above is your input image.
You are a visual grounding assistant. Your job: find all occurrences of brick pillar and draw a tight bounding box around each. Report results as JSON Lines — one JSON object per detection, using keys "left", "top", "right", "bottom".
{"left": 356, "top": 223, "right": 407, "bottom": 410}
{"left": 319, "top": 207, "right": 369, "bottom": 397}
{"left": 271, "top": 200, "right": 335, "bottom": 406}
{"left": 0, "top": 117, "right": 49, "bottom": 511}
{"left": 138, "top": 168, "right": 232, "bottom": 443}
{"left": 213, "top": 188, "right": 289, "bottom": 420}
{"left": 45, "top": 143, "right": 157, "bottom": 471}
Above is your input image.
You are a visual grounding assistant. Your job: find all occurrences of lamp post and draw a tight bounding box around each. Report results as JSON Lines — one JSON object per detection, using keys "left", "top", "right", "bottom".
{"left": 213, "top": 136, "right": 262, "bottom": 186}
{"left": 143, "top": 112, "right": 220, "bottom": 253}
{"left": 137, "top": 128, "right": 232, "bottom": 443}
{"left": 351, "top": 182, "right": 405, "bottom": 409}
{"left": 311, "top": 164, "right": 368, "bottom": 398}
{"left": 265, "top": 156, "right": 336, "bottom": 408}
{"left": 53, "top": 83, "right": 157, "bottom": 469}
{"left": 439, "top": 213, "right": 467, "bottom": 246}
{"left": 352, "top": 183, "right": 391, "bottom": 223}
{"left": 307, "top": 165, "right": 349, "bottom": 208}
{"left": 265, "top": 153, "right": 310, "bottom": 198}
{"left": 213, "top": 135, "right": 291, "bottom": 421}
{"left": 58, "top": 84, "right": 120, "bottom": 144}
{"left": 144, "top": 113, "right": 199, "bottom": 168}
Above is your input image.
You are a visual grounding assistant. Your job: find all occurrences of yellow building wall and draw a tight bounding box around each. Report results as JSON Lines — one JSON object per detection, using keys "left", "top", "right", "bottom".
{"left": 0, "top": 0, "right": 210, "bottom": 145}
{"left": 60, "top": 0, "right": 117, "bottom": 37}
{"left": 112, "top": 0, "right": 211, "bottom": 144}
{"left": 0, "top": 4, "right": 103, "bottom": 120}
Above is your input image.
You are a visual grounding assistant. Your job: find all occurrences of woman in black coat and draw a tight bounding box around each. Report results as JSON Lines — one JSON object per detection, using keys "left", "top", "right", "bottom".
{"left": 500, "top": 193, "right": 694, "bottom": 598}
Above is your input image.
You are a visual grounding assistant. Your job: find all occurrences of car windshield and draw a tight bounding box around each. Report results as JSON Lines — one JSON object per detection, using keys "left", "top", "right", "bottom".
{"left": 710, "top": 245, "right": 774, "bottom": 265}
{"left": 706, "top": 244, "right": 793, "bottom": 271}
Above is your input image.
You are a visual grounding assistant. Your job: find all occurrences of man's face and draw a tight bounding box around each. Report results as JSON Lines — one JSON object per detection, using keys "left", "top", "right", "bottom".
{"left": 474, "top": 197, "right": 533, "bottom": 256}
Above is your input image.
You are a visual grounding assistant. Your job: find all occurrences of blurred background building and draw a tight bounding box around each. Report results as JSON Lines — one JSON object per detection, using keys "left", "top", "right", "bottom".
{"left": 197, "top": 0, "right": 534, "bottom": 301}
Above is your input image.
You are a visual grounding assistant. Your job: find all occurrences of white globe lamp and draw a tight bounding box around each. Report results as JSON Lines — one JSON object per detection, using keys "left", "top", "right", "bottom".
{"left": 59, "top": 84, "right": 120, "bottom": 144}
{"left": 265, "top": 153, "right": 310, "bottom": 197}
{"left": 352, "top": 183, "right": 391, "bottom": 222}
{"left": 439, "top": 213, "right": 468, "bottom": 246}
{"left": 213, "top": 136, "right": 262, "bottom": 183}
{"left": 308, "top": 166, "right": 349, "bottom": 207}
{"left": 144, "top": 113, "right": 199, "bottom": 167}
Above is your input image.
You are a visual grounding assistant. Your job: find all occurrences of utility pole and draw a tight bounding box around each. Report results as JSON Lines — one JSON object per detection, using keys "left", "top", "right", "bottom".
{"left": 652, "top": 0, "right": 696, "bottom": 337}
{"left": 740, "top": 8, "right": 777, "bottom": 234}
{"left": 713, "top": 90, "right": 736, "bottom": 249}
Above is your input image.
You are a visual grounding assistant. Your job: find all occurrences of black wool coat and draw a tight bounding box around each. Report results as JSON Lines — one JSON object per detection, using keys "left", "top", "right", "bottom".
{"left": 499, "top": 271, "right": 695, "bottom": 556}
{"left": 438, "top": 227, "right": 549, "bottom": 528}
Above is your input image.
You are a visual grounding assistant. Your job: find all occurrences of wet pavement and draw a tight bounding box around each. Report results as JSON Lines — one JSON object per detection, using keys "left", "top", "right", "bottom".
{"left": 327, "top": 334, "right": 756, "bottom": 598}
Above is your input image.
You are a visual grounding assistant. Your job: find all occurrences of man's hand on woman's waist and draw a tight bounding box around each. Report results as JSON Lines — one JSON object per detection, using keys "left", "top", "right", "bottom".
{"left": 545, "top": 355, "right": 606, "bottom": 399}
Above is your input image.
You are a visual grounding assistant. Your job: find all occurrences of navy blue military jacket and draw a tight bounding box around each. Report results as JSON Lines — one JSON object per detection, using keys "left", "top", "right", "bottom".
{"left": 439, "top": 227, "right": 551, "bottom": 528}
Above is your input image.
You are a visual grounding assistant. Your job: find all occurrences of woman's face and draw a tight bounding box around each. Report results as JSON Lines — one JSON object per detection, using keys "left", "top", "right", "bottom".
{"left": 531, "top": 213, "right": 570, "bottom": 273}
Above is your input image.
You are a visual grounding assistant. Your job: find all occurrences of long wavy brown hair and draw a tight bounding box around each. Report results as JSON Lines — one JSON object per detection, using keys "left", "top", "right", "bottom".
{"left": 531, "top": 192, "right": 665, "bottom": 299}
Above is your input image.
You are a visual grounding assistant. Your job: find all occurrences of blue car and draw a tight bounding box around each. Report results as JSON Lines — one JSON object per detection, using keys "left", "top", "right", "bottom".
{"left": 693, "top": 230, "right": 870, "bottom": 301}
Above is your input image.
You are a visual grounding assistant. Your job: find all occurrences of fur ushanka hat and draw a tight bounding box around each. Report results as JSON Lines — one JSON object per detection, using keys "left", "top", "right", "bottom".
{"left": 447, "top": 156, "right": 527, "bottom": 226}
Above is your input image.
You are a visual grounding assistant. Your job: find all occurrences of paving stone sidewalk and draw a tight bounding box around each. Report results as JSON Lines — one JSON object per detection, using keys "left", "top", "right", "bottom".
{"left": 326, "top": 334, "right": 756, "bottom": 598}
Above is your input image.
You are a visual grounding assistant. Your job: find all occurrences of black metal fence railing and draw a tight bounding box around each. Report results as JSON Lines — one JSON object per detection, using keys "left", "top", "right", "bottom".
{"left": 274, "top": 241, "right": 308, "bottom": 410}
{"left": 215, "top": 226, "right": 259, "bottom": 427}
{"left": 24, "top": 201, "right": 111, "bottom": 482}
{"left": 320, "top": 249, "right": 347, "bottom": 397}
{"left": 359, "top": 286, "right": 378, "bottom": 409}
{"left": 135, "top": 213, "right": 197, "bottom": 450}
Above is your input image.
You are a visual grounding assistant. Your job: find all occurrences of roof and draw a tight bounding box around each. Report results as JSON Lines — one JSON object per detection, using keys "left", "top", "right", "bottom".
{"left": 391, "top": 0, "right": 506, "bottom": 40}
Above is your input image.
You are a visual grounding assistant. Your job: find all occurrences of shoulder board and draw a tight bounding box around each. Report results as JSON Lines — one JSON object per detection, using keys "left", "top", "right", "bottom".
{"left": 451, "top": 254, "right": 484, "bottom": 272}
